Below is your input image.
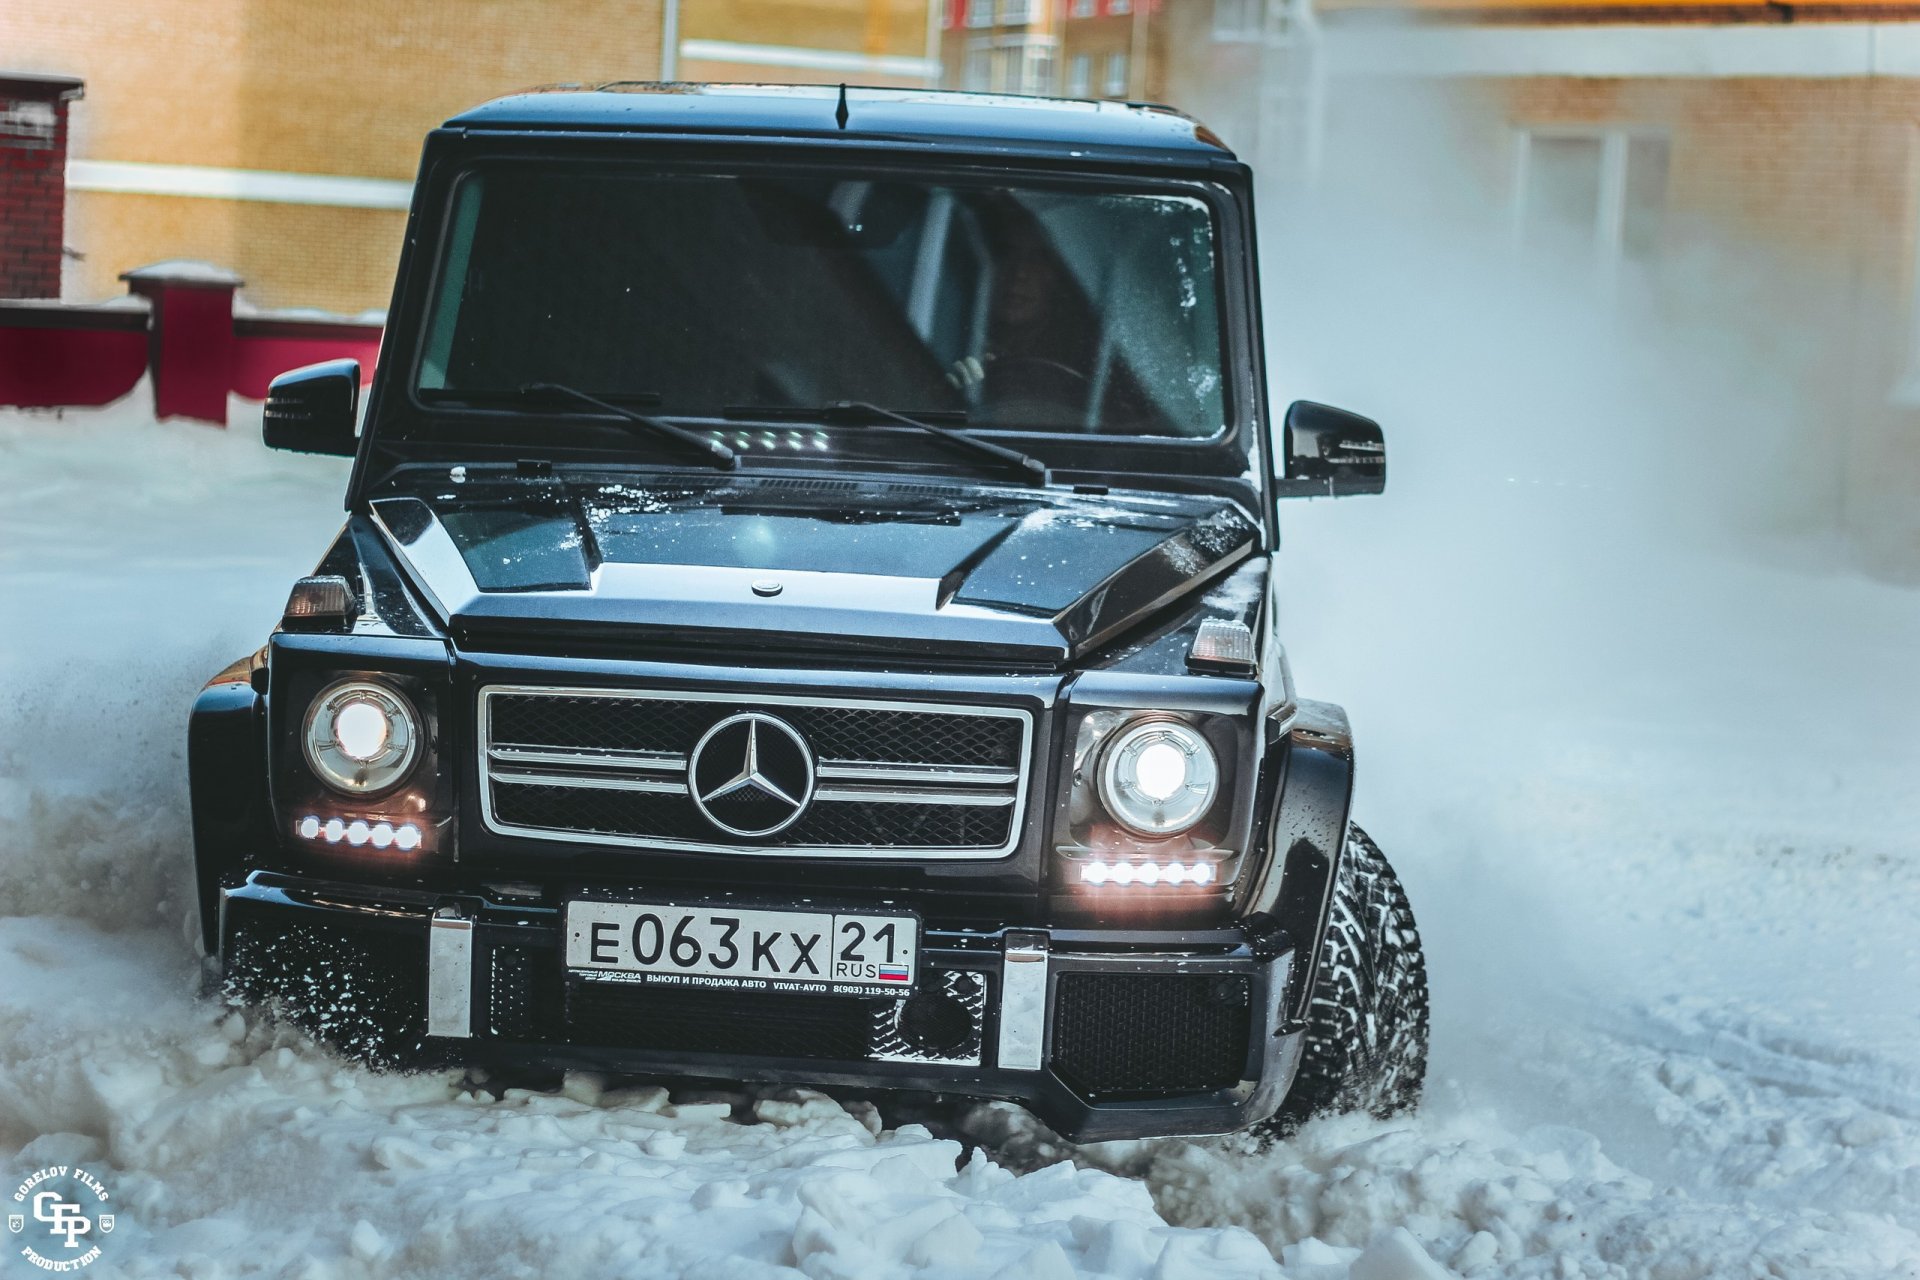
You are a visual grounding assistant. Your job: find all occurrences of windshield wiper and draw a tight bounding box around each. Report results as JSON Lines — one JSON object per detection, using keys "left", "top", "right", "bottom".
{"left": 724, "top": 401, "right": 1048, "bottom": 486}
{"left": 513, "top": 382, "right": 737, "bottom": 470}
{"left": 416, "top": 385, "right": 737, "bottom": 475}
{"left": 419, "top": 384, "right": 735, "bottom": 469}
{"left": 420, "top": 387, "right": 664, "bottom": 408}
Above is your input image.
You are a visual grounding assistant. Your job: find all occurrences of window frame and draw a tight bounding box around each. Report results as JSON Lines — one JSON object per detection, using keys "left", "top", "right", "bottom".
{"left": 1067, "top": 52, "right": 1092, "bottom": 97}
{"left": 356, "top": 132, "right": 1270, "bottom": 518}
{"left": 400, "top": 155, "right": 1246, "bottom": 456}
{"left": 1510, "top": 124, "right": 1670, "bottom": 294}
{"left": 1213, "top": 0, "right": 1263, "bottom": 39}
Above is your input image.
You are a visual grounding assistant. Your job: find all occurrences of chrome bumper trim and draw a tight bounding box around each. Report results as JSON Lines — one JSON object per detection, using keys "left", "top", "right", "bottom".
{"left": 427, "top": 908, "right": 474, "bottom": 1039}
{"left": 997, "top": 930, "right": 1050, "bottom": 1072}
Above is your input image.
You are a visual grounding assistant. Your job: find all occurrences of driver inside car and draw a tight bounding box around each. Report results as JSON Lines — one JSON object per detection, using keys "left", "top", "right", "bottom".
{"left": 946, "top": 210, "right": 1096, "bottom": 423}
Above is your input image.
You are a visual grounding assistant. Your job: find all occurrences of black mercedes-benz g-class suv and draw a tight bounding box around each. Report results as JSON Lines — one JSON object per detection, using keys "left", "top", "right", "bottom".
{"left": 190, "top": 84, "right": 1426, "bottom": 1142}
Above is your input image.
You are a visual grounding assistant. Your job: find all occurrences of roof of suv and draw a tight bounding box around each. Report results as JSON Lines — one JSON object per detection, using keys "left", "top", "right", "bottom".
{"left": 445, "top": 82, "right": 1235, "bottom": 165}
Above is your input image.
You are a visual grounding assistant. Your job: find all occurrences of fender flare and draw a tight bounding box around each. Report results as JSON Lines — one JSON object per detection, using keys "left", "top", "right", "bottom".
{"left": 188, "top": 652, "right": 272, "bottom": 955}
{"left": 1244, "top": 698, "right": 1354, "bottom": 1031}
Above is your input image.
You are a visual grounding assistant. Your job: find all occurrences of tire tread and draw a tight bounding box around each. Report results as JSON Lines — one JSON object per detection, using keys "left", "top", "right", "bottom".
{"left": 1269, "top": 824, "right": 1429, "bottom": 1132}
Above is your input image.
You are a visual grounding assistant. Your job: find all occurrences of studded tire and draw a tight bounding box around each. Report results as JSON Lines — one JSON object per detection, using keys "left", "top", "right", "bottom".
{"left": 1268, "top": 824, "right": 1428, "bottom": 1133}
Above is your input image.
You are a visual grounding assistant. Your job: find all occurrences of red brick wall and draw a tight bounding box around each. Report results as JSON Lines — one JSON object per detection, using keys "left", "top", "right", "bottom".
{"left": 0, "top": 91, "right": 70, "bottom": 299}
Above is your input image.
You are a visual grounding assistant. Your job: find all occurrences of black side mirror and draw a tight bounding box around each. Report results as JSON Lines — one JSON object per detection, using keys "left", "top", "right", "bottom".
{"left": 263, "top": 359, "right": 361, "bottom": 456}
{"left": 1274, "top": 400, "right": 1387, "bottom": 499}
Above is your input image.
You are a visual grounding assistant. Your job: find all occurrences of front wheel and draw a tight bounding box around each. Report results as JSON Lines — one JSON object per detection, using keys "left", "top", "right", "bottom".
{"left": 1266, "top": 824, "right": 1429, "bottom": 1134}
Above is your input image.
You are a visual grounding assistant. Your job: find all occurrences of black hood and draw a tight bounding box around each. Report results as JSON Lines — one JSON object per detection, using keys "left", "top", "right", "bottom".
{"left": 367, "top": 470, "right": 1258, "bottom": 666}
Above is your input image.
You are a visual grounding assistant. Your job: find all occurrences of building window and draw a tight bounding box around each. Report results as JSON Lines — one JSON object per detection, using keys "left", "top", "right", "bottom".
{"left": 965, "top": 35, "right": 1055, "bottom": 93}
{"left": 1069, "top": 0, "right": 1097, "bottom": 15}
{"left": 1213, "top": 0, "right": 1262, "bottom": 38}
{"left": 968, "top": 0, "right": 996, "bottom": 27}
{"left": 996, "top": 37, "right": 1053, "bottom": 92}
{"left": 1000, "top": 0, "right": 1032, "bottom": 22}
{"left": 1067, "top": 53, "right": 1092, "bottom": 96}
{"left": 1512, "top": 128, "right": 1670, "bottom": 287}
{"left": 964, "top": 42, "right": 993, "bottom": 88}
{"left": 1103, "top": 51, "right": 1130, "bottom": 97}
{"left": 1029, "top": 46, "right": 1054, "bottom": 91}
{"left": 1109, "top": 0, "right": 1132, "bottom": 13}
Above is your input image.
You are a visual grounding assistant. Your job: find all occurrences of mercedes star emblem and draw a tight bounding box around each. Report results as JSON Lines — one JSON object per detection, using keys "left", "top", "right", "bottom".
{"left": 687, "top": 712, "right": 816, "bottom": 838}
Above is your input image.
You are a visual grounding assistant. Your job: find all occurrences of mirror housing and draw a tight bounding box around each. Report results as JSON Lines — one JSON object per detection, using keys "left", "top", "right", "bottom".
{"left": 1274, "top": 400, "right": 1386, "bottom": 499}
{"left": 263, "top": 359, "right": 360, "bottom": 456}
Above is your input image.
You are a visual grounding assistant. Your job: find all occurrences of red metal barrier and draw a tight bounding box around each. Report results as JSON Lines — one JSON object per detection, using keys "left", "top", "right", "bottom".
{"left": 0, "top": 260, "right": 381, "bottom": 425}
{"left": 232, "top": 318, "right": 381, "bottom": 401}
{"left": 0, "top": 300, "right": 148, "bottom": 408}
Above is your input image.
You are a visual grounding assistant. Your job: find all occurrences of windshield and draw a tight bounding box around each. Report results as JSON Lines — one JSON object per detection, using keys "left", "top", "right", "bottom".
{"left": 415, "top": 165, "right": 1229, "bottom": 440}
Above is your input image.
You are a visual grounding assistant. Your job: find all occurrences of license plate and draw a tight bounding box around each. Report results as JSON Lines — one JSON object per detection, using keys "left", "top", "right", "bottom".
{"left": 564, "top": 901, "right": 919, "bottom": 998}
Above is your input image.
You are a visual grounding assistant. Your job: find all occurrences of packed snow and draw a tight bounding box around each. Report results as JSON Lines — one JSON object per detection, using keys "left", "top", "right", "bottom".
{"left": 3, "top": 189, "right": 1919, "bottom": 1276}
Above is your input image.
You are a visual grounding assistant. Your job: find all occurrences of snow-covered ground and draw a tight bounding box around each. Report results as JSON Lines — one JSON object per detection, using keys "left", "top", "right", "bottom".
{"left": 2, "top": 330, "right": 1916, "bottom": 1279}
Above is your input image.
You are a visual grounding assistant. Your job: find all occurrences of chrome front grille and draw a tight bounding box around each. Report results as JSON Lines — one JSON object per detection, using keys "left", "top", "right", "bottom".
{"left": 477, "top": 686, "right": 1032, "bottom": 858}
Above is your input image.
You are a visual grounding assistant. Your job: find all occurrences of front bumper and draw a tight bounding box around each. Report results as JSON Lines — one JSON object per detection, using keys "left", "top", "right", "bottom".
{"left": 220, "top": 870, "right": 1304, "bottom": 1142}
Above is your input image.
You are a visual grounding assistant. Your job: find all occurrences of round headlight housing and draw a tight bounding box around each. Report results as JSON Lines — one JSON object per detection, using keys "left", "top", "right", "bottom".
{"left": 303, "top": 680, "right": 421, "bottom": 795}
{"left": 1096, "top": 718, "right": 1219, "bottom": 838}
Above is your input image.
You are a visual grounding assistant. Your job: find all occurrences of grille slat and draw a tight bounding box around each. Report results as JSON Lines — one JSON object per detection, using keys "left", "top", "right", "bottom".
{"left": 480, "top": 686, "right": 1032, "bottom": 857}
{"left": 786, "top": 800, "right": 1012, "bottom": 848}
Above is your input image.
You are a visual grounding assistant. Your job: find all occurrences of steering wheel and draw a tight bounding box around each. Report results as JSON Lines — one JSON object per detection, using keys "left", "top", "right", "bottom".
{"left": 989, "top": 355, "right": 1088, "bottom": 388}
{"left": 977, "top": 354, "right": 1090, "bottom": 424}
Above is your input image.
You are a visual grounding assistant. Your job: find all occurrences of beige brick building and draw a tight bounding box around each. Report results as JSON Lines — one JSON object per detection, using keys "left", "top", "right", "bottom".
{"left": 2, "top": 0, "right": 668, "bottom": 312}
{"left": 1, "top": 1, "right": 960, "bottom": 312}
{"left": 934, "top": 0, "right": 1165, "bottom": 102}
{"left": 675, "top": 0, "right": 939, "bottom": 84}
{"left": 1284, "top": 3, "right": 1920, "bottom": 568}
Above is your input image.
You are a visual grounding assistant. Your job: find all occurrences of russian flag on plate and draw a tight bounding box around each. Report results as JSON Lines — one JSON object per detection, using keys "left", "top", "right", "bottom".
{"left": 878, "top": 964, "right": 911, "bottom": 983}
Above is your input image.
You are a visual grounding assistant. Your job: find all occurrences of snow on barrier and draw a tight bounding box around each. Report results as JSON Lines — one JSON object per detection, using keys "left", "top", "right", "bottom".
{"left": 0, "top": 259, "right": 380, "bottom": 425}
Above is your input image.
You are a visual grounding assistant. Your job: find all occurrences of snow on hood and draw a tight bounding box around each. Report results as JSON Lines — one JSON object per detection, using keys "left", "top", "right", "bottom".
{"left": 367, "top": 469, "right": 1260, "bottom": 664}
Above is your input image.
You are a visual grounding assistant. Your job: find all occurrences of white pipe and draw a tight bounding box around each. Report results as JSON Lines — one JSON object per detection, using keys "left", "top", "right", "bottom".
{"left": 661, "top": 0, "right": 681, "bottom": 81}
{"left": 925, "top": 0, "right": 943, "bottom": 88}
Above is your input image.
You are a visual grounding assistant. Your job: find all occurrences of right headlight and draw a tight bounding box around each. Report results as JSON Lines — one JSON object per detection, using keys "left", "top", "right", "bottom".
{"left": 1096, "top": 718, "right": 1219, "bottom": 838}
{"left": 302, "top": 679, "right": 421, "bottom": 795}
{"left": 1055, "top": 706, "right": 1244, "bottom": 896}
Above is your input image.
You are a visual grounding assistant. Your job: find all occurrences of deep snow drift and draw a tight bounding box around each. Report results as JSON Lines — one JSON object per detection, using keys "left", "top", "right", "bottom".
{"left": 1, "top": 337, "right": 1917, "bottom": 1277}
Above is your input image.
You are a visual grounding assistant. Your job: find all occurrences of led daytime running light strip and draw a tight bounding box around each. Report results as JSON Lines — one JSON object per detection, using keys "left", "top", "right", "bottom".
{"left": 297, "top": 814, "right": 423, "bottom": 851}
{"left": 1079, "top": 859, "right": 1217, "bottom": 887}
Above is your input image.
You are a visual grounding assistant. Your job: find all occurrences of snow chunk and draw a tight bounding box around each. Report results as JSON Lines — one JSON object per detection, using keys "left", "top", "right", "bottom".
{"left": 1351, "top": 1228, "right": 1454, "bottom": 1280}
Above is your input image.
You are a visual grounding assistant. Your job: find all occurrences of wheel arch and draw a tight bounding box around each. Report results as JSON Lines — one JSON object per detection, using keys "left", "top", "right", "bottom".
{"left": 1243, "top": 697, "right": 1355, "bottom": 1031}
{"left": 188, "top": 649, "right": 273, "bottom": 955}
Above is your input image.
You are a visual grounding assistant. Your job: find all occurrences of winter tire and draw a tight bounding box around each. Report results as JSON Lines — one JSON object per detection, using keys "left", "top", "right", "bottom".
{"left": 1267, "top": 824, "right": 1429, "bottom": 1133}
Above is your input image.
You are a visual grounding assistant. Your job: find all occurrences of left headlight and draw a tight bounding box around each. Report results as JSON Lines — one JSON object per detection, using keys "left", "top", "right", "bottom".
{"left": 1096, "top": 718, "right": 1219, "bottom": 838}
{"left": 302, "top": 679, "right": 421, "bottom": 795}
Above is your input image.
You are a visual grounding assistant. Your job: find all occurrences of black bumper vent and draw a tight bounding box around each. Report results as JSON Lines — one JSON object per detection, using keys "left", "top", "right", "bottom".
{"left": 1050, "top": 973, "right": 1252, "bottom": 1098}
{"left": 487, "top": 944, "right": 562, "bottom": 1042}
{"left": 564, "top": 978, "right": 878, "bottom": 1061}
{"left": 226, "top": 914, "right": 425, "bottom": 1061}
